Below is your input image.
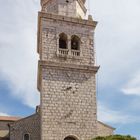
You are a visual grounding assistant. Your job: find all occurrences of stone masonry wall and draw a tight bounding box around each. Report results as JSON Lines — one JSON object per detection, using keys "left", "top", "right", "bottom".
{"left": 40, "top": 17, "right": 95, "bottom": 66}
{"left": 97, "top": 122, "right": 114, "bottom": 137}
{"left": 42, "top": 0, "right": 58, "bottom": 14}
{"left": 41, "top": 65, "right": 97, "bottom": 140}
{"left": 6, "top": 114, "right": 114, "bottom": 140}
{"left": 0, "top": 121, "right": 13, "bottom": 130}
{"left": 58, "top": 0, "right": 76, "bottom": 18}
{"left": 10, "top": 114, "right": 40, "bottom": 140}
{"left": 42, "top": 0, "right": 85, "bottom": 18}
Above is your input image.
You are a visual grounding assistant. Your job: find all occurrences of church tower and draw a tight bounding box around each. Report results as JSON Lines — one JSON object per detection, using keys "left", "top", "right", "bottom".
{"left": 37, "top": 0, "right": 99, "bottom": 140}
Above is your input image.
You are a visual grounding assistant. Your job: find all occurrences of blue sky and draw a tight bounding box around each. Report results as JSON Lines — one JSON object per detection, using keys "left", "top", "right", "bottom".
{"left": 0, "top": 0, "right": 140, "bottom": 139}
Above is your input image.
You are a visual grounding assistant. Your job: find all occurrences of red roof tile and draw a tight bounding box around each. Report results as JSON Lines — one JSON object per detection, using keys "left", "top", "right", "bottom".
{"left": 0, "top": 116, "right": 22, "bottom": 121}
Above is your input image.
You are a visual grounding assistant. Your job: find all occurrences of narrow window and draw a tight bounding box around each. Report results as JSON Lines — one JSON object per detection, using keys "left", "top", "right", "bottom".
{"left": 24, "top": 134, "right": 30, "bottom": 140}
{"left": 71, "top": 35, "right": 80, "bottom": 50}
{"left": 59, "top": 33, "right": 68, "bottom": 49}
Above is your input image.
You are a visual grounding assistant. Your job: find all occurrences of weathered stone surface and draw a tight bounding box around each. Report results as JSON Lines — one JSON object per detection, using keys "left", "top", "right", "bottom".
{"left": 41, "top": 0, "right": 87, "bottom": 18}
{"left": 10, "top": 114, "right": 40, "bottom": 140}
{"left": 40, "top": 64, "right": 97, "bottom": 140}
{"left": 7, "top": 113, "right": 114, "bottom": 140}
{"left": 97, "top": 121, "right": 115, "bottom": 136}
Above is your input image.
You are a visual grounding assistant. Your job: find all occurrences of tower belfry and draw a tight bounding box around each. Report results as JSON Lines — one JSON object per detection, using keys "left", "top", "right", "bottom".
{"left": 37, "top": 0, "right": 99, "bottom": 140}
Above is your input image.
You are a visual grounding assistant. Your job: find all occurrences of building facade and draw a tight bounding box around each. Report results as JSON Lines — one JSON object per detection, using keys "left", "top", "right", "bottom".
{"left": 0, "top": 0, "right": 115, "bottom": 140}
{"left": 7, "top": 109, "right": 114, "bottom": 140}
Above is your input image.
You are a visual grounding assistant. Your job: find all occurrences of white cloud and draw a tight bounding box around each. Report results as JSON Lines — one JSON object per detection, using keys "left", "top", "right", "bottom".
{"left": 89, "top": 0, "right": 140, "bottom": 87}
{"left": 122, "top": 88, "right": 140, "bottom": 96}
{"left": 122, "top": 71, "right": 140, "bottom": 96}
{"left": 98, "top": 103, "right": 140, "bottom": 124}
{"left": 0, "top": 0, "right": 40, "bottom": 108}
{"left": 0, "top": 112, "right": 9, "bottom": 116}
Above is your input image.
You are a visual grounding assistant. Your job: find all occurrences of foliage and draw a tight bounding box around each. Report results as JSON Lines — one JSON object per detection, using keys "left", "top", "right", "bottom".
{"left": 92, "top": 135, "right": 136, "bottom": 140}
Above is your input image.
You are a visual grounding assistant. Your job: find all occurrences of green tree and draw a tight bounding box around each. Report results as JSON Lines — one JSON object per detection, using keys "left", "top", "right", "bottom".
{"left": 92, "top": 135, "right": 136, "bottom": 140}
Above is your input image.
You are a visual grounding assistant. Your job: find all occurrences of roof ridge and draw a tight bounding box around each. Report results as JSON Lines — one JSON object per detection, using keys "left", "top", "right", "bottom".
{"left": 98, "top": 121, "right": 116, "bottom": 130}
{"left": 0, "top": 116, "right": 22, "bottom": 121}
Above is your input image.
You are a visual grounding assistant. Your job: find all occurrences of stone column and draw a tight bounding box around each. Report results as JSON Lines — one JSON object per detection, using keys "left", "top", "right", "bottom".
{"left": 68, "top": 35, "right": 71, "bottom": 56}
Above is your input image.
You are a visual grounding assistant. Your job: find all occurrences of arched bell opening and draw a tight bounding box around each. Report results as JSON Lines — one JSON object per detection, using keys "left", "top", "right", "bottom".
{"left": 71, "top": 35, "right": 80, "bottom": 50}
{"left": 59, "top": 33, "right": 68, "bottom": 49}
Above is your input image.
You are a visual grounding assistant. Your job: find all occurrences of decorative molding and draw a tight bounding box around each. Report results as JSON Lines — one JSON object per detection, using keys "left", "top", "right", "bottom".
{"left": 39, "top": 60, "right": 100, "bottom": 73}
{"left": 39, "top": 12, "right": 98, "bottom": 27}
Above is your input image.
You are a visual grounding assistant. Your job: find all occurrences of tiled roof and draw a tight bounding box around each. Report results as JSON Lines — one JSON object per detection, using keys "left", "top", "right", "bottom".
{"left": 98, "top": 121, "right": 116, "bottom": 130}
{"left": 0, "top": 116, "right": 21, "bottom": 121}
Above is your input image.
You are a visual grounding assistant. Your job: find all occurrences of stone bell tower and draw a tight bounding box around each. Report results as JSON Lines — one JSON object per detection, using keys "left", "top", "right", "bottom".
{"left": 37, "top": 0, "right": 99, "bottom": 140}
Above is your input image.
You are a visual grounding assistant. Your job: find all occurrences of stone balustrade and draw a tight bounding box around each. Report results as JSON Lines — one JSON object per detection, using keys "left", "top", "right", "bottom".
{"left": 59, "top": 48, "right": 69, "bottom": 55}
{"left": 71, "top": 50, "right": 80, "bottom": 56}
{"left": 58, "top": 49, "right": 80, "bottom": 57}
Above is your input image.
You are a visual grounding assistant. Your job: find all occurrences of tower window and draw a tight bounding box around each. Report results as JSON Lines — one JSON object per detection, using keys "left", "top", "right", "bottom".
{"left": 71, "top": 35, "right": 80, "bottom": 50}
{"left": 59, "top": 33, "right": 68, "bottom": 49}
{"left": 24, "top": 134, "right": 30, "bottom": 140}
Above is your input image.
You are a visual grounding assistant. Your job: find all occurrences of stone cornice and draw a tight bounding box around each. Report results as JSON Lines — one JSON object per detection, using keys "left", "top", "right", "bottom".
{"left": 39, "top": 60, "right": 100, "bottom": 73}
{"left": 37, "top": 60, "right": 100, "bottom": 91}
{"left": 38, "top": 12, "right": 98, "bottom": 27}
